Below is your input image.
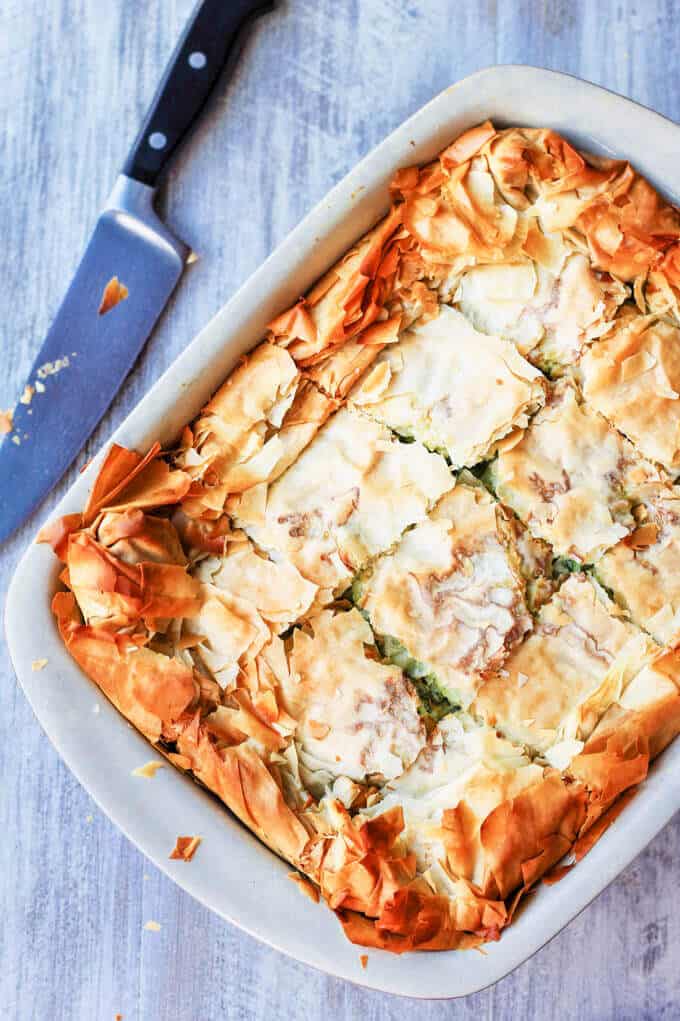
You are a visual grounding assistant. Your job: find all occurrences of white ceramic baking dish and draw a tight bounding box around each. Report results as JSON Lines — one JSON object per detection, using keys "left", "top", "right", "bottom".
{"left": 6, "top": 65, "right": 680, "bottom": 998}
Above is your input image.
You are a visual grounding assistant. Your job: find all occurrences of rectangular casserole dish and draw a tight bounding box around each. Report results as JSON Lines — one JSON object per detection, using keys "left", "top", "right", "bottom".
{"left": 6, "top": 65, "right": 680, "bottom": 998}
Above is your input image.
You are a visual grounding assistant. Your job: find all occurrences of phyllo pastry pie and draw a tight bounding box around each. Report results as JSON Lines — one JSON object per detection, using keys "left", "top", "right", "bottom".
{"left": 41, "top": 118, "right": 680, "bottom": 956}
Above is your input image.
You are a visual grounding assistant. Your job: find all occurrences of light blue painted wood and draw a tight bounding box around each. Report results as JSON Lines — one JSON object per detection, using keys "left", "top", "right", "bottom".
{"left": 1, "top": 1, "right": 679, "bottom": 1018}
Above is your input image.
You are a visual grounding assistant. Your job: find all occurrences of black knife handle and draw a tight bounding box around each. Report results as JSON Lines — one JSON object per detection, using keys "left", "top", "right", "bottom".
{"left": 122, "top": 0, "right": 275, "bottom": 187}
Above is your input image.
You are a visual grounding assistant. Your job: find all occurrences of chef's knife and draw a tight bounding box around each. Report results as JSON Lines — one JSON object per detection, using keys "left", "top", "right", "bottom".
{"left": 0, "top": 0, "right": 275, "bottom": 545}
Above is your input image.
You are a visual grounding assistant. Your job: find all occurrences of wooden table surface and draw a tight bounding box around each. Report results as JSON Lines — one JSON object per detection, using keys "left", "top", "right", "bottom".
{"left": 2, "top": 2, "right": 680, "bottom": 1018}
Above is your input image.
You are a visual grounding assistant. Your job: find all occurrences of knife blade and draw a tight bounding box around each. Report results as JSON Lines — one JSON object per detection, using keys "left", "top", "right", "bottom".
{"left": 0, "top": 0, "right": 275, "bottom": 545}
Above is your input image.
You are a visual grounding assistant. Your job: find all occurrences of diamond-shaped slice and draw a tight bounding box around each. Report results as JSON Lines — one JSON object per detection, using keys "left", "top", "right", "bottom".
{"left": 178, "top": 341, "right": 338, "bottom": 520}
{"left": 570, "top": 646, "right": 680, "bottom": 810}
{"left": 580, "top": 313, "right": 680, "bottom": 473}
{"left": 450, "top": 245, "right": 626, "bottom": 375}
{"left": 192, "top": 529, "right": 318, "bottom": 632}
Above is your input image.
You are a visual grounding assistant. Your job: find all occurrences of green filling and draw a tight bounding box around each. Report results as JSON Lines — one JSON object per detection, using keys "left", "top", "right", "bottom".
{"left": 589, "top": 567, "right": 616, "bottom": 603}
{"left": 475, "top": 456, "right": 499, "bottom": 498}
{"left": 468, "top": 458, "right": 493, "bottom": 481}
{"left": 349, "top": 577, "right": 457, "bottom": 721}
{"left": 378, "top": 635, "right": 458, "bottom": 722}
{"left": 552, "top": 555, "right": 583, "bottom": 578}
{"left": 531, "top": 354, "right": 561, "bottom": 380}
{"left": 393, "top": 424, "right": 451, "bottom": 461}
{"left": 349, "top": 576, "right": 366, "bottom": 606}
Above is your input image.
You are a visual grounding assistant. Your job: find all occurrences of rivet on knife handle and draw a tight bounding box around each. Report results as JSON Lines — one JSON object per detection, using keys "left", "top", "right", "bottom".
{"left": 122, "top": 0, "right": 277, "bottom": 187}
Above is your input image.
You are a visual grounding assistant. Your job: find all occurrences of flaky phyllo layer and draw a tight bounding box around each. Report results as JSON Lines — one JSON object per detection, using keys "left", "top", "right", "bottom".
{"left": 41, "top": 121, "right": 680, "bottom": 955}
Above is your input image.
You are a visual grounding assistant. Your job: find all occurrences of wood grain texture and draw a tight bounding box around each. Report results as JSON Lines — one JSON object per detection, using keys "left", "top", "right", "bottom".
{"left": 1, "top": 1, "right": 680, "bottom": 1018}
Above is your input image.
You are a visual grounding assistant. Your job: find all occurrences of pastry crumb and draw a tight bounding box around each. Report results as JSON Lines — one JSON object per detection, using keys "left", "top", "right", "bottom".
{"left": 143, "top": 920, "right": 161, "bottom": 932}
{"left": 169, "top": 835, "right": 201, "bottom": 861}
{"left": 31, "top": 658, "right": 48, "bottom": 671}
{"left": 132, "top": 760, "right": 165, "bottom": 779}
{"left": 360, "top": 954, "right": 368, "bottom": 970}
{"left": 99, "top": 276, "right": 129, "bottom": 315}
{"left": 0, "top": 408, "right": 13, "bottom": 434}
{"left": 36, "top": 355, "right": 70, "bottom": 380}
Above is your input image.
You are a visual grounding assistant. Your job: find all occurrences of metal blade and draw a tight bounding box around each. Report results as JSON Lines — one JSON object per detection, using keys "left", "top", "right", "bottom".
{"left": 0, "top": 176, "right": 187, "bottom": 543}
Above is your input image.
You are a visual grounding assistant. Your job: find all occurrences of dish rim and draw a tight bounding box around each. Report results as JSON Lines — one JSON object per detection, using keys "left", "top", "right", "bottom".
{"left": 6, "top": 64, "right": 680, "bottom": 999}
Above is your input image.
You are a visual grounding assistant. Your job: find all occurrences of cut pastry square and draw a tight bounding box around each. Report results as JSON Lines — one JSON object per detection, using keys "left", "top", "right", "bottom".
{"left": 569, "top": 646, "right": 680, "bottom": 824}
{"left": 574, "top": 646, "right": 680, "bottom": 769}
{"left": 277, "top": 608, "right": 427, "bottom": 803}
{"left": 488, "top": 379, "right": 668, "bottom": 562}
{"left": 471, "top": 574, "right": 654, "bottom": 766}
{"left": 596, "top": 487, "right": 680, "bottom": 644}
{"left": 361, "top": 712, "right": 587, "bottom": 901}
{"left": 177, "top": 341, "right": 338, "bottom": 521}
{"left": 449, "top": 244, "right": 627, "bottom": 376}
{"left": 230, "top": 405, "right": 454, "bottom": 594}
{"left": 580, "top": 314, "right": 680, "bottom": 473}
{"left": 352, "top": 479, "right": 540, "bottom": 711}
{"left": 350, "top": 305, "right": 546, "bottom": 466}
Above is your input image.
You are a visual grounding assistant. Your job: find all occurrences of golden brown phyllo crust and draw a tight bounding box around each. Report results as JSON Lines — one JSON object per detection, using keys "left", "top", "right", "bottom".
{"left": 41, "top": 121, "right": 680, "bottom": 954}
